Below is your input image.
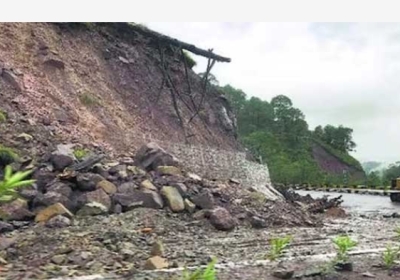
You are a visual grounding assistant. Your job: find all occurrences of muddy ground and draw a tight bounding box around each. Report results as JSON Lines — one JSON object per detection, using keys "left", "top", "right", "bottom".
{"left": 1, "top": 208, "right": 400, "bottom": 280}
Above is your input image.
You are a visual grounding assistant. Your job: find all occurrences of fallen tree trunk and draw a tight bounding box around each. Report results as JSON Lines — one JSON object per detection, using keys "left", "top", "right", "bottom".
{"left": 129, "top": 24, "right": 231, "bottom": 63}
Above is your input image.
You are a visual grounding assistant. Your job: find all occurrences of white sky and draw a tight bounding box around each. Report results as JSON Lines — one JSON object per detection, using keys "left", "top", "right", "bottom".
{"left": 144, "top": 22, "right": 400, "bottom": 164}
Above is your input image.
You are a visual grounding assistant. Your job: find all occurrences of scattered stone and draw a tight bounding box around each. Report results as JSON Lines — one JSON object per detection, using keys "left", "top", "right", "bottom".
{"left": 157, "top": 166, "right": 182, "bottom": 177}
{"left": 209, "top": 207, "right": 236, "bottom": 231}
{"left": 192, "top": 190, "right": 215, "bottom": 209}
{"left": 272, "top": 268, "right": 294, "bottom": 279}
{"left": 362, "top": 271, "right": 375, "bottom": 278}
{"left": 334, "top": 262, "right": 353, "bottom": 272}
{"left": 161, "top": 186, "right": 185, "bottom": 212}
{"left": 173, "top": 183, "right": 188, "bottom": 196}
{"left": 76, "top": 173, "right": 105, "bottom": 191}
{"left": 50, "top": 154, "right": 74, "bottom": 171}
{"left": 85, "top": 188, "right": 111, "bottom": 210}
{"left": 250, "top": 216, "right": 268, "bottom": 229}
{"left": 51, "top": 254, "right": 67, "bottom": 265}
{"left": 35, "top": 203, "right": 73, "bottom": 223}
{"left": 193, "top": 209, "right": 212, "bottom": 220}
{"left": 229, "top": 178, "right": 241, "bottom": 184}
{"left": 0, "top": 221, "right": 14, "bottom": 233}
{"left": 96, "top": 180, "right": 117, "bottom": 194}
{"left": 113, "top": 190, "right": 163, "bottom": 210}
{"left": 109, "top": 164, "right": 127, "bottom": 175}
{"left": 113, "top": 204, "right": 122, "bottom": 214}
{"left": 151, "top": 241, "right": 164, "bottom": 257}
{"left": 140, "top": 180, "right": 158, "bottom": 192}
{"left": 45, "top": 215, "right": 71, "bottom": 228}
{"left": 33, "top": 191, "right": 72, "bottom": 209}
{"left": 44, "top": 58, "right": 65, "bottom": 69}
{"left": 0, "top": 237, "right": 16, "bottom": 250}
{"left": 16, "top": 133, "right": 33, "bottom": 142}
{"left": 134, "top": 142, "right": 179, "bottom": 171}
{"left": 1, "top": 69, "right": 23, "bottom": 92}
{"left": 186, "top": 172, "right": 202, "bottom": 182}
{"left": 144, "top": 256, "right": 169, "bottom": 270}
{"left": 0, "top": 198, "right": 34, "bottom": 221}
{"left": 117, "top": 182, "right": 138, "bottom": 194}
{"left": 77, "top": 202, "right": 109, "bottom": 216}
{"left": 184, "top": 199, "right": 196, "bottom": 213}
{"left": 46, "top": 181, "right": 73, "bottom": 197}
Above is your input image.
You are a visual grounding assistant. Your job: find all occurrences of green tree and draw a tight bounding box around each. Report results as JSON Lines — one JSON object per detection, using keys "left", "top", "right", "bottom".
{"left": 367, "top": 171, "right": 381, "bottom": 187}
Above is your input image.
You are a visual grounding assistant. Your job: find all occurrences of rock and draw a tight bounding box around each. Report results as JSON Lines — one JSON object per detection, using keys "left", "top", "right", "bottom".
{"left": 250, "top": 216, "right": 268, "bottom": 229}
{"left": 96, "top": 180, "right": 117, "bottom": 194}
{"left": 209, "top": 207, "right": 236, "bottom": 231}
{"left": 193, "top": 209, "right": 212, "bottom": 220}
{"left": 77, "top": 202, "right": 109, "bottom": 216}
{"left": 0, "top": 198, "right": 34, "bottom": 221}
{"left": 272, "top": 268, "right": 294, "bottom": 279}
{"left": 172, "top": 183, "right": 187, "bottom": 196}
{"left": 50, "top": 154, "right": 74, "bottom": 171}
{"left": 325, "top": 207, "right": 347, "bottom": 218}
{"left": 16, "top": 133, "right": 33, "bottom": 142}
{"left": 362, "top": 271, "right": 375, "bottom": 278}
{"left": 144, "top": 256, "right": 169, "bottom": 270}
{"left": 157, "top": 166, "right": 182, "bottom": 177}
{"left": 32, "top": 170, "right": 57, "bottom": 190}
{"left": 151, "top": 241, "right": 164, "bottom": 257}
{"left": 140, "top": 180, "right": 158, "bottom": 192}
{"left": 192, "top": 190, "right": 215, "bottom": 209}
{"left": 187, "top": 173, "right": 202, "bottom": 182}
{"left": 113, "top": 190, "right": 163, "bottom": 210}
{"left": 46, "top": 181, "right": 72, "bottom": 197}
{"left": 33, "top": 191, "right": 72, "bottom": 209}
{"left": 108, "top": 164, "right": 127, "bottom": 175}
{"left": 18, "top": 187, "right": 39, "bottom": 202}
{"left": 229, "top": 178, "right": 241, "bottom": 184}
{"left": 76, "top": 173, "right": 105, "bottom": 191}
{"left": 51, "top": 254, "right": 67, "bottom": 265}
{"left": 334, "top": 262, "right": 353, "bottom": 272}
{"left": 134, "top": 142, "right": 180, "bottom": 171}
{"left": 113, "top": 204, "right": 122, "bottom": 214}
{"left": 184, "top": 199, "right": 196, "bottom": 213}
{"left": 0, "top": 221, "right": 14, "bottom": 233}
{"left": 161, "top": 186, "right": 184, "bottom": 212}
{"left": 85, "top": 188, "right": 111, "bottom": 210}
{"left": 1, "top": 69, "right": 23, "bottom": 92}
{"left": 127, "top": 165, "right": 147, "bottom": 175}
{"left": 35, "top": 203, "right": 73, "bottom": 223}
{"left": 46, "top": 215, "right": 71, "bottom": 228}
{"left": 0, "top": 237, "right": 16, "bottom": 251}
{"left": 117, "top": 182, "right": 138, "bottom": 194}
{"left": 44, "top": 58, "right": 65, "bottom": 69}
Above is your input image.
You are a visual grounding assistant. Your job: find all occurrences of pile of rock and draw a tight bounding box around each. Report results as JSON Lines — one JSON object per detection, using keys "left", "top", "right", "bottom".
{"left": 0, "top": 142, "right": 240, "bottom": 232}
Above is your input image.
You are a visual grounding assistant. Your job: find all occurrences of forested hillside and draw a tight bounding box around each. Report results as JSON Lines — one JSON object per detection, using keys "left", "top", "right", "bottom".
{"left": 219, "top": 84, "right": 365, "bottom": 185}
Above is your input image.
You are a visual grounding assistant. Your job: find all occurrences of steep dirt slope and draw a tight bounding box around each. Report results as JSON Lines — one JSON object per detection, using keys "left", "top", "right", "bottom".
{"left": 0, "top": 23, "right": 239, "bottom": 158}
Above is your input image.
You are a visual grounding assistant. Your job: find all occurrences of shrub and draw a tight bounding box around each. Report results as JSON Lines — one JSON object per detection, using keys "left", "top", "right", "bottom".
{"left": 0, "top": 165, "right": 35, "bottom": 202}
{"left": 267, "top": 235, "right": 292, "bottom": 261}
{"left": 182, "top": 257, "right": 217, "bottom": 280}
{"left": 79, "top": 93, "right": 100, "bottom": 107}
{"left": 73, "top": 148, "right": 89, "bottom": 161}
{"left": 332, "top": 235, "right": 357, "bottom": 263}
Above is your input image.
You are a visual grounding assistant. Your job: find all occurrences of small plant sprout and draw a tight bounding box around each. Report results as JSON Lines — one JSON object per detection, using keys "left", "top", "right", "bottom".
{"left": 182, "top": 257, "right": 217, "bottom": 280}
{"left": 382, "top": 244, "right": 399, "bottom": 269}
{"left": 0, "top": 165, "right": 35, "bottom": 202}
{"left": 73, "top": 148, "right": 89, "bottom": 161}
{"left": 267, "top": 235, "right": 293, "bottom": 261}
{"left": 332, "top": 235, "right": 358, "bottom": 263}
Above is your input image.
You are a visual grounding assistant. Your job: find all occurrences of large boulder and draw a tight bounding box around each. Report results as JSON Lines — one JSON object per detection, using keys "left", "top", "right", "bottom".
{"left": 134, "top": 142, "right": 179, "bottom": 171}
{"left": 0, "top": 199, "right": 34, "bottom": 221}
{"left": 161, "top": 186, "right": 184, "bottom": 212}
{"left": 113, "top": 190, "right": 163, "bottom": 210}
{"left": 209, "top": 207, "right": 236, "bottom": 231}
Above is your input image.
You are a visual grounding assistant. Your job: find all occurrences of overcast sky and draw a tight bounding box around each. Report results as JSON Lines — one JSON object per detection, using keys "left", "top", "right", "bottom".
{"left": 144, "top": 22, "right": 400, "bottom": 164}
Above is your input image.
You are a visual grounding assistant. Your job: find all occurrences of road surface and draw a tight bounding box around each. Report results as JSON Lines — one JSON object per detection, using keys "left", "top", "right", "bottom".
{"left": 296, "top": 190, "right": 400, "bottom": 215}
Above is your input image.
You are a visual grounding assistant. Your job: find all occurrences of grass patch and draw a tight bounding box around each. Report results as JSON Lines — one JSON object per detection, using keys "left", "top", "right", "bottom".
{"left": 73, "top": 148, "right": 90, "bottom": 161}
{"left": 181, "top": 258, "right": 217, "bottom": 280}
{"left": 79, "top": 93, "right": 100, "bottom": 107}
{"left": 267, "top": 235, "right": 292, "bottom": 261}
{"left": 332, "top": 235, "right": 357, "bottom": 264}
{"left": 0, "top": 110, "right": 6, "bottom": 123}
{"left": 0, "top": 165, "right": 35, "bottom": 202}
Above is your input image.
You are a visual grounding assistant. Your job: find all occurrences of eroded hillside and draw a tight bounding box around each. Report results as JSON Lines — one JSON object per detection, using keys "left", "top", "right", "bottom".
{"left": 0, "top": 23, "right": 239, "bottom": 158}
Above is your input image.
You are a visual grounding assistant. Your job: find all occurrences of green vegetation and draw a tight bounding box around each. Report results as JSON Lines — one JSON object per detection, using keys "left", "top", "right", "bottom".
{"left": 182, "top": 51, "right": 197, "bottom": 69}
{"left": 220, "top": 84, "right": 363, "bottom": 185}
{"left": 0, "top": 145, "right": 18, "bottom": 167}
{"left": 182, "top": 258, "right": 217, "bottom": 280}
{"left": 0, "top": 165, "right": 35, "bottom": 202}
{"left": 73, "top": 148, "right": 90, "bottom": 161}
{"left": 0, "top": 109, "right": 6, "bottom": 122}
{"left": 382, "top": 244, "right": 399, "bottom": 269}
{"left": 267, "top": 235, "right": 292, "bottom": 261}
{"left": 79, "top": 93, "right": 100, "bottom": 107}
{"left": 332, "top": 235, "right": 357, "bottom": 263}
